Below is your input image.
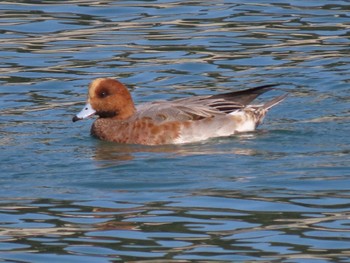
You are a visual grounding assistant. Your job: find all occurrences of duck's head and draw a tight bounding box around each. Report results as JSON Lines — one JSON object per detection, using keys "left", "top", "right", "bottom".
{"left": 72, "top": 78, "right": 135, "bottom": 122}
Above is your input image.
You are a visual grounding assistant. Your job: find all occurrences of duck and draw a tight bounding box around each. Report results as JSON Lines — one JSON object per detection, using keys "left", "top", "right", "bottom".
{"left": 72, "top": 78, "right": 287, "bottom": 145}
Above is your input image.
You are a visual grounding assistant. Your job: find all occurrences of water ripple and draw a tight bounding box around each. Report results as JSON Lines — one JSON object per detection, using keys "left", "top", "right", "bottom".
{"left": 1, "top": 0, "right": 349, "bottom": 262}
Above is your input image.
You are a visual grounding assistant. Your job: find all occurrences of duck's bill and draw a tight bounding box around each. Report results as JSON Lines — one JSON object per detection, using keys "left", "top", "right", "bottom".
{"left": 72, "top": 103, "right": 96, "bottom": 122}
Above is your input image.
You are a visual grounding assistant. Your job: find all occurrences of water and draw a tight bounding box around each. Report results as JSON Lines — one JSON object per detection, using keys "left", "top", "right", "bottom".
{"left": 0, "top": 1, "right": 349, "bottom": 262}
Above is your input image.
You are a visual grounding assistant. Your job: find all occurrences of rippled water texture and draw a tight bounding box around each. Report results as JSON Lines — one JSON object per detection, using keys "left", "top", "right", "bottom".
{"left": 1, "top": 1, "right": 349, "bottom": 262}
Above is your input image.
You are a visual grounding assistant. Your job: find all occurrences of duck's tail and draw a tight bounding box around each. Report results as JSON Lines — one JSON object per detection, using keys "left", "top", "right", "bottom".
{"left": 262, "top": 93, "right": 288, "bottom": 110}
{"left": 252, "top": 93, "right": 287, "bottom": 128}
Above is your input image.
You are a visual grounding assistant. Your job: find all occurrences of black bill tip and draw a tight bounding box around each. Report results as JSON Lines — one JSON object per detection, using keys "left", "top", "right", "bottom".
{"left": 72, "top": 116, "right": 81, "bottom": 122}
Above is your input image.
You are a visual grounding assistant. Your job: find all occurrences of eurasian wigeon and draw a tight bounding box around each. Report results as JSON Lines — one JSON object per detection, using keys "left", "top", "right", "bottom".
{"left": 73, "top": 78, "right": 287, "bottom": 145}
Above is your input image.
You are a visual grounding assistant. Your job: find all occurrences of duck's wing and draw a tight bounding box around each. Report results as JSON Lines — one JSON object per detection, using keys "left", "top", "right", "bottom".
{"left": 135, "top": 98, "right": 227, "bottom": 123}
{"left": 135, "top": 84, "right": 278, "bottom": 123}
{"left": 208, "top": 84, "right": 277, "bottom": 105}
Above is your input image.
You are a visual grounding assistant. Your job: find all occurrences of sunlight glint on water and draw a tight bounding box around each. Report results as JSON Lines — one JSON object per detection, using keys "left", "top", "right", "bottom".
{"left": 0, "top": 1, "right": 349, "bottom": 262}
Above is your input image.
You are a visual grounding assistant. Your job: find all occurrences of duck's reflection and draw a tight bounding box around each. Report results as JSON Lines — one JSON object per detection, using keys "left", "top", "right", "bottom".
{"left": 91, "top": 133, "right": 262, "bottom": 167}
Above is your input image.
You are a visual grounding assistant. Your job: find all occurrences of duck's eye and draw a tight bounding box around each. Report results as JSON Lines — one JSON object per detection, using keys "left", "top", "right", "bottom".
{"left": 99, "top": 90, "right": 109, "bottom": 98}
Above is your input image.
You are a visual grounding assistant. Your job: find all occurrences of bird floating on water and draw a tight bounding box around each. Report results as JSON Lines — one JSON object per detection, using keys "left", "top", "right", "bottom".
{"left": 73, "top": 78, "right": 287, "bottom": 145}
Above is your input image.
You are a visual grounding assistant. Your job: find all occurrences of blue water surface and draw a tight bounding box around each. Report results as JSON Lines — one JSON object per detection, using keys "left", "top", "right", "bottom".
{"left": 0, "top": 1, "right": 349, "bottom": 262}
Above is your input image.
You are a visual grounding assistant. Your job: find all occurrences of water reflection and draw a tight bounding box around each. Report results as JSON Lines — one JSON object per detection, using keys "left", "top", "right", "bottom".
{"left": 1, "top": 191, "right": 350, "bottom": 261}
{"left": 91, "top": 136, "right": 264, "bottom": 167}
{"left": 1, "top": 0, "right": 349, "bottom": 262}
